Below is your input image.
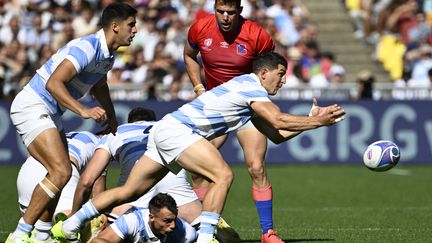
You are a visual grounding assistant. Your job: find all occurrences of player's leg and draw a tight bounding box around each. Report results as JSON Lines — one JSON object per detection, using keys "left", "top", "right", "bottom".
{"left": 9, "top": 129, "right": 71, "bottom": 241}
{"left": 55, "top": 156, "right": 169, "bottom": 239}
{"left": 9, "top": 90, "right": 72, "bottom": 241}
{"left": 16, "top": 157, "right": 60, "bottom": 241}
{"left": 237, "top": 123, "right": 283, "bottom": 242}
{"left": 176, "top": 138, "right": 234, "bottom": 243}
{"left": 191, "top": 134, "right": 228, "bottom": 201}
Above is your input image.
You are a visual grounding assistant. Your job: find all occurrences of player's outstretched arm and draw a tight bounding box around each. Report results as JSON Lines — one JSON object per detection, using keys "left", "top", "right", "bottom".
{"left": 252, "top": 116, "right": 301, "bottom": 144}
{"left": 251, "top": 100, "right": 345, "bottom": 134}
{"left": 71, "top": 148, "right": 111, "bottom": 214}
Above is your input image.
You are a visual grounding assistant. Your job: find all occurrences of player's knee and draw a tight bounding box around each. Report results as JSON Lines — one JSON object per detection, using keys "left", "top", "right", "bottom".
{"left": 247, "top": 161, "right": 265, "bottom": 179}
{"left": 215, "top": 167, "right": 233, "bottom": 188}
{"left": 49, "top": 165, "right": 72, "bottom": 187}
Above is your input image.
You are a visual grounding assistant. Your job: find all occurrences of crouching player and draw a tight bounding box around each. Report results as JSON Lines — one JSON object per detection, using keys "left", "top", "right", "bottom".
{"left": 68, "top": 107, "right": 240, "bottom": 242}
{"left": 91, "top": 193, "right": 197, "bottom": 243}
{"left": 16, "top": 131, "right": 103, "bottom": 242}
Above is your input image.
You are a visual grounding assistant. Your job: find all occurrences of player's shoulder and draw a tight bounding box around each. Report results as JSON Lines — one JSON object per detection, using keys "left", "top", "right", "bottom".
{"left": 241, "top": 18, "right": 268, "bottom": 35}
{"left": 191, "top": 14, "right": 215, "bottom": 31}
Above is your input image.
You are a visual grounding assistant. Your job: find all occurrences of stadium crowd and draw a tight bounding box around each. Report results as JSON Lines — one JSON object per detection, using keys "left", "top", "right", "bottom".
{"left": 0, "top": 0, "right": 352, "bottom": 101}
{"left": 2, "top": 0, "right": 432, "bottom": 102}
{"left": 345, "top": 0, "right": 432, "bottom": 88}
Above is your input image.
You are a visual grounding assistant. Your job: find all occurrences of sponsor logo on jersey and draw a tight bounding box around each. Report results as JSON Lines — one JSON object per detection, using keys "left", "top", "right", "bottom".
{"left": 220, "top": 41, "right": 229, "bottom": 48}
{"left": 203, "top": 38, "right": 212, "bottom": 51}
{"left": 237, "top": 44, "right": 247, "bottom": 55}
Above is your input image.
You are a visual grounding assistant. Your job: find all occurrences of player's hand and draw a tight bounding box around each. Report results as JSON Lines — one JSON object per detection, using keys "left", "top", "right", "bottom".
{"left": 317, "top": 105, "right": 346, "bottom": 126}
{"left": 310, "top": 98, "right": 345, "bottom": 123}
{"left": 195, "top": 89, "right": 205, "bottom": 96}
{"left": 80, "top": 107, "right": 107, "bottom": 123}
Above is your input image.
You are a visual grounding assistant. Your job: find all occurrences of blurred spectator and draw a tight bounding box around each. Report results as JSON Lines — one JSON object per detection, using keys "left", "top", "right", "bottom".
{"left": 51, "top": 22, "right": 75, "bottom": 50}
{"left": 285, "top": 46, "right": 303, "bottom": 86}
{"left": 301, "top": 41, "right": 333, "bottom": 87}
{"left": 407, "top": 44, "right": 432, "bottom": 86}
{"left": 345, "top": 0, "right": 365, "bottom": 39}
{"left": 329, "top": 65, "right": 346, "bottom": 85}
{"left": 0, "top": 41, "right": 31, "bottom": 99}
{"left": 0, "top": 15, "right": 20, "bottom": 45}
{"left": 71, "top": 0, "right": 99, "bottom": 37}
{"left": 354, "top": 69, "right": 377, "bottom": 99}
{"left": 18, "top": 15, "right": 51, "bottom": 52}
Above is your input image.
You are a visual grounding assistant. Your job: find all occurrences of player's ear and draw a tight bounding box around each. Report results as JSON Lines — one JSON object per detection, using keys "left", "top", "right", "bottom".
{"left": 259, "top": 68, "right": 268, "bottom": 80}
{"left": 149, "top": 212, "right": 155, "bottom": 222}
{"left": 112, "top": 21, "right": 120, "bottom": 33}
{"left": 239, "top": 6, "right": 243, "bottom": 14}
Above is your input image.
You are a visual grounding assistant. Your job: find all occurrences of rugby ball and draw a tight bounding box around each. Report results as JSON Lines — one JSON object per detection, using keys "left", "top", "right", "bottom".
{"left": 363, "top": 140, "right": 400, "bottom": 172}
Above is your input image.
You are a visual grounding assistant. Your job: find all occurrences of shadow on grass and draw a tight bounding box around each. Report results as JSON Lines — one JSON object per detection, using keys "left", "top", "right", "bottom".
{"left": 241, "top": 239, "right": 335, "bottom": 242}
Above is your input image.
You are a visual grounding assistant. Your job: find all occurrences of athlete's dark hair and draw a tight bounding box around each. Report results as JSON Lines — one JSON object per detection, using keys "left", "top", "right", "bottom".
{"left": 128, "top": 107, "right": 156, "bottom": 123}
{"left": 100, "top": 2, "right": 137, "bottom": 29}
{"left": 148, "top": 193, "right": 178, "bottom": 216}
{"left": 214, "top": 0, "right": 241, "bottom": 8}
{"left": 252, "top": 52, "right": 288, "bottom": 74}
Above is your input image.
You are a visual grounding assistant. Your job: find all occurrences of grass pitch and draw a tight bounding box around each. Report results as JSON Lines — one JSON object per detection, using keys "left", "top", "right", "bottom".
{"left": 0, "top": 164, "right": 431, "bottom": 242}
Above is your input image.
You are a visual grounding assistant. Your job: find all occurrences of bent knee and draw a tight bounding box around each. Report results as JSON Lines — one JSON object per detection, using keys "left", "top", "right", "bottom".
{"left": 215, "top": 168, "right": 233, "bottom": 186}
{"left": 48, "top": 165, "right": 72, "bottom": 186}
{"left": 247, "top": 163, "right": 266, "bottom": 178}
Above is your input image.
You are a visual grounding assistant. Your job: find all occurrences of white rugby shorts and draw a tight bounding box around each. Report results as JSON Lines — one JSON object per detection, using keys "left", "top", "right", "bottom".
{"left": 144, "top": 115, "right": 202, "bottom": 174}
{"left": 17, "top": 156, "right": 79, "bottom": 215}
{"left": 10, "top": 87, "right": 62, "bottom": 147}
{"left": 129, "top": 169, "right": 197, "bottom": 208}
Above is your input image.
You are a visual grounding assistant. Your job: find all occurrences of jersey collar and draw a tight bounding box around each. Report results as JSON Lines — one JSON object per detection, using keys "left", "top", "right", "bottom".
{"left": 96, "top": 29, "right": 112, "bottom": 58}
{"left": 250, "top": 73, "right": 261, "bottom": 85}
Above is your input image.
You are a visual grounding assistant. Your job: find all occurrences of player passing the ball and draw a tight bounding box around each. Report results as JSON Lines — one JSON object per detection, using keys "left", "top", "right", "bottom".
{"left": 53, "top": 52, "right": 345, "bottom": 243}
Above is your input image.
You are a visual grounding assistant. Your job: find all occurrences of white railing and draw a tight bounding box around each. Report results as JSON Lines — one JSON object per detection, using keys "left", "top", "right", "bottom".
{"left": 108, "top": 83, "right": 432, "bottom": 101}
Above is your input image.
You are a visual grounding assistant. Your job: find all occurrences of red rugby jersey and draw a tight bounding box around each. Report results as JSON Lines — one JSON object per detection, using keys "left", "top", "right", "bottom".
{"left": 188, "top": 14, "right": 275, "bottom": 89}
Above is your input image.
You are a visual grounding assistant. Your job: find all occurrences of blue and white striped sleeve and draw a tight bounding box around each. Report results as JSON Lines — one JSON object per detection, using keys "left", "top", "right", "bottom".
{"left": 65, "top": 39, "right": 95, "bottom": 73}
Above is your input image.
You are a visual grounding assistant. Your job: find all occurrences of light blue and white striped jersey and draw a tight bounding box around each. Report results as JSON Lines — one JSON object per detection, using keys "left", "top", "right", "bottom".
{"left": 96, "top": 121, "right": 154, "bottom": 185}
{"left": 168, "top": 73, "right": 270, "bottom": 140}
{"left": 111, "top": 207, "right": 195, "bottom": 243}
{"left": 66, "top": 131, "right": 100, "bottom": 173}
{"left": 27, "top": 29, "right": 114, "bottom": 114}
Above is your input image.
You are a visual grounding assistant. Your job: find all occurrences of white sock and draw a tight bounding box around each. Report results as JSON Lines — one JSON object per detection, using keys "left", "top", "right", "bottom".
{"left": 12, "top": 217, "right": 32, "bottom": 238}
{"left": 197, "top": 211, "right": 220, "bottom": 243}
{"left": 33, "top": 220, "right": 52, "bottom": 240}
{"left": 64, "top": 201, "right": 99, "bottom": 232}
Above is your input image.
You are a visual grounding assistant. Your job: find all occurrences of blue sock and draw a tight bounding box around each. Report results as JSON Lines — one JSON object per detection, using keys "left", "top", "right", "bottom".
{"left": 255, "top": 200, "right": 273, "bottom": 234}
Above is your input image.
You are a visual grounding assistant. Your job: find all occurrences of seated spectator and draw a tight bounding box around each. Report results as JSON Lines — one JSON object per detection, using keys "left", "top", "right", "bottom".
{"left": 329, "top": 65, "right": 346, "bottom": 85}
{"left": 285, "top": 47, "right": 303, "bottom": 87}
{"left": 408, "top": 44, "right": 432, "bottom": 86}
{"left": 353, "top": 69, "right": 378, "bottom": 100}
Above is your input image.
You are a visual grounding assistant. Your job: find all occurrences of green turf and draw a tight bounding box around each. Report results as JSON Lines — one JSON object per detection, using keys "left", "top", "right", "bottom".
{"left": 0, "top": 164, "right": 431, "bottom": 242}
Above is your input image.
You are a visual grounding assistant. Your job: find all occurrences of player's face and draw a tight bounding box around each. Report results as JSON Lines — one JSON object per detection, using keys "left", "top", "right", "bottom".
{"left": 214, "top": 1, "right": 241, "bottom": 33}
{"left": 149, "top": 207, "right": 177, "bottom": 236}
{"left": 262, "top": 64, "right": 287, "bottom": 95}
{"left": 116, "top": 16, "right": 137, "bottom": 47}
